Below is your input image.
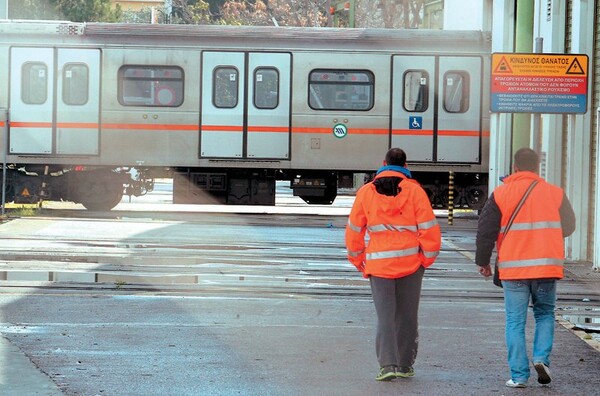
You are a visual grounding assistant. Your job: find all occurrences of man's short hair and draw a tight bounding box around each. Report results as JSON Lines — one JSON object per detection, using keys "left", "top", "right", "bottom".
{"left": 385, "top": 148, "right": 407, "bottom": 166}
{"left": 514, "top": 148, "right": 539, "bottom": 172}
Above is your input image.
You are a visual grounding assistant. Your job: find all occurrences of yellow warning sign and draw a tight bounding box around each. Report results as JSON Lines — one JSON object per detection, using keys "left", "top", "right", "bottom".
{"left": 565, "top": 58, "right": 586, "bottom": 75}
{"left": 492, "top": 53, "right": 588, "bottom": 77}
{"left": 494, "top": 56, "right": 513, "bottom": 74}
{"left": 21, "top": 188, "right": 30, "bottom": 196}
{"left": 491, "top": 53, "right": 589, "bottom": 114}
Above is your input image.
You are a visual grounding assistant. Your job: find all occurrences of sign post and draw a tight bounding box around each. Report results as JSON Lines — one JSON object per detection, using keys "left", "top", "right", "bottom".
{"left": 0, "top": 108, "right": 7, "bottom": 216}
{"left": 491, "top": 53, "right": 588, "bottom": 114}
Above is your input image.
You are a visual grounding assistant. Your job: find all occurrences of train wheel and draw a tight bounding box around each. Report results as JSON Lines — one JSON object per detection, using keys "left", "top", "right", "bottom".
{"left": 77, "top": 171, "right": 124, "bottom": 211}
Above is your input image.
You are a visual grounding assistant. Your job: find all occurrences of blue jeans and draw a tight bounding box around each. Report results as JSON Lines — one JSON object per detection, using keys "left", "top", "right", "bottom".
{"left": 502, "top": 279, "right": 557, "bottom": 383}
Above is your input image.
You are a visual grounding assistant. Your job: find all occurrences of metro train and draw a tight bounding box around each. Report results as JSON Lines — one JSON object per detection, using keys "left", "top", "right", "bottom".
{"left": 0, "top": 20, "right": 491, "bottom": 210}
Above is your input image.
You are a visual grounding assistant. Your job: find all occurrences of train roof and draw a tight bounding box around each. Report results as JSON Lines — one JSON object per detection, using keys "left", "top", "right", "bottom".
{"left": 0, "top": 20, "right": 491, "bottom": 53}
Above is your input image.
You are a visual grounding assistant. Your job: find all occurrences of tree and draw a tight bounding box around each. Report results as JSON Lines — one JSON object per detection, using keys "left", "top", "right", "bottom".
{"left": 220, "top": 0, "right": 329, "bottom": 27}
{"left": 8, "top": 0, "right": 121, "bottom": 22}
{"left": 120, "top": 6, "right": 153, "bottom": 24}
{"left": 53, "top": 0, "right": 121, "bottom": 22}
{"left": 355, "top": 0, "right": 425, "bottom": 29}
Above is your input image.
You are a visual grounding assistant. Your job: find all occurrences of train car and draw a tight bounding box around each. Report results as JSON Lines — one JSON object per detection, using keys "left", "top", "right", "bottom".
{"left": 0, "top": 20, "right": 491, "bottom": 210}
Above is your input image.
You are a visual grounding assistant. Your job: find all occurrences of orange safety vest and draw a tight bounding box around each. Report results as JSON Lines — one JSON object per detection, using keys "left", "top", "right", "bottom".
{"left": 345, "top": 170, "right": 441, "bottom": 279}
{"left": 494, "top": 171, "right": 565, "bottom": 280}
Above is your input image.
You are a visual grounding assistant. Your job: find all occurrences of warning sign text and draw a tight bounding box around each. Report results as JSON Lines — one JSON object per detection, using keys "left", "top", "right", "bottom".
{"left": 491, "top": 53, "right": 588, "bottom": 114}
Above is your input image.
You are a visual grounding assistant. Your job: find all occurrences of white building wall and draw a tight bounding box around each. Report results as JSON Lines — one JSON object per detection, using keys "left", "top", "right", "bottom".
{"left": 489, "top": 0, "right": 516, "bottom": 194}
{"left": 444, "top": 0, "right": 492, "bottom": 30}
{"left": 534, "top": 0, "right": 566, "bottom": 187}
{"left": 563, "top": 0, "right": 594, "bottom": 262}
{"left": 492, "top": 0, "right": 595, "bottom": 264}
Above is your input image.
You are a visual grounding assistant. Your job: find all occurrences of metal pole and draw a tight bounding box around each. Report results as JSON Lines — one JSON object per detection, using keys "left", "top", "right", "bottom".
{"left": 448, "top": 171, "right": 454, "bottom": 225}
{"left": 513, "top": 0, "right": 535, "bottom": 152}
{"left": 1, "top": 108, "right": 8, "bottom": 216}
{"left": 532, "top": 37, "right": 543, "bottom": 160}
{"left": 0, "top": 0, "right": 7, "bottom": 19}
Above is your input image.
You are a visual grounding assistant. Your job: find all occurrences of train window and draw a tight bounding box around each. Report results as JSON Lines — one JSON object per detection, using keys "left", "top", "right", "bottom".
{"left": 443, "top": 71, "right": 470, "bottom": 113}
{"left": 213, "top": 67, "right": 239, "bottom": 109}
{"left": 21, "top": 62, "right": 47, "bottom": 105}
{"left": 254, "top": 68, "right": 279, "bottom": 110}
{"left": 403, "top": 71, "right": 429, "bottom": 112}
{"left": 308, "top": 70, "right": 374, "bottom": 111}
{"left": 119, "top": 66, "right": 183, "bottom": 107}
{"left": 63, "top": 63, "right": 89, "bottom": 106}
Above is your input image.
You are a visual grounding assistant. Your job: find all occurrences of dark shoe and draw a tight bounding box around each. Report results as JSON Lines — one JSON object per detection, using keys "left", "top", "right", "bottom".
{"left": 534, "top": 362, "right": 551, "bottom": 384}
{"left": 396, "top": 366, "right": 415, "bottom": 378}
{"left": 376, "top": 365, "right": 397, "bottom": 381}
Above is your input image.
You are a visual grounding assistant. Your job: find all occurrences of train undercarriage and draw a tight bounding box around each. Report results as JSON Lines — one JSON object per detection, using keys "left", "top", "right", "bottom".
{"left": 0, "top": 166, "right": 488, "bottom": 211}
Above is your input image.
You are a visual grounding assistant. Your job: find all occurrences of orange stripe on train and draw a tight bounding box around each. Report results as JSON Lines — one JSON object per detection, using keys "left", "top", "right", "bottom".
{"left": 294, "top": 127, "right": 387, "bottom": 135}
{"left": 104, "top": 123, "right": 198, "bottom": 131}
{"left": 6, "top": 122, "right": 490, "bottom": 138}
{"left": 438, "top": 130, "right": 481, "bottom": 137}
{"left": 393, "top": 129, "right": 435, "bottom": 136}
{"left": 10, "top": 121, "right": 53, "bottom": 128}
{"left": 56, "top": 123, "right": 99, "bottom": 128}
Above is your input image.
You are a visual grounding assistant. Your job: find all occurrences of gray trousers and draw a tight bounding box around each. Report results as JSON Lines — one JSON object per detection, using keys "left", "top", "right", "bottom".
{"left": 369, "top": 266, "right": 425, "bottom": 368}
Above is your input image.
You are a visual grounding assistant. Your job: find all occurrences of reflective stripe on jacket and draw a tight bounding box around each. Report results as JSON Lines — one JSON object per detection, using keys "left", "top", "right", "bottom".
{"left": 494, "top": 171, "right": 565, "bottom": 280}
{"left": 345, "top": 170, "right": 441, "bottom": 279}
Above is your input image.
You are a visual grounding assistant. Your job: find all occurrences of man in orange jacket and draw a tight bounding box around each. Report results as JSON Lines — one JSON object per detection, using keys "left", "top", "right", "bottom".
{"left": 476, "top": 148, "right": 576, "bottom": 388}
{"left": 345, "top": 147, "right": 441, "bottom": 381}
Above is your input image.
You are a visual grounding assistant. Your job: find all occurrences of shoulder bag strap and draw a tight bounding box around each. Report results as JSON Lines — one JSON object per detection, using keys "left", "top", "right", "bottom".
{"left": 498, "top": 180, "right": 539, "bottom": 249}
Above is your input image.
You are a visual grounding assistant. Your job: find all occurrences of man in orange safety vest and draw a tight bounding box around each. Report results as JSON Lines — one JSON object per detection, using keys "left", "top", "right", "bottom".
{"left": 345, "top": 147, "right": 441, "bottom": 381}
{"left": 476, "top": 148, "right": 576, "bottom": 388}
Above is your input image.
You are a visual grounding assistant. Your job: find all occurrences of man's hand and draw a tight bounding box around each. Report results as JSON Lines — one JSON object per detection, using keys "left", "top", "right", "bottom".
{"left": 478, "top": 264, "right": 492, "bottom": 278}
{"left": 357, "top": 261, "right": 368, "bottom": 278}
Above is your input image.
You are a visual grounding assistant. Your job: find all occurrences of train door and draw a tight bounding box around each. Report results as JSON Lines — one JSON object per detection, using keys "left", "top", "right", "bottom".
{"left": 56, "top": 49, "right": 100, "bottom": 155}
{"left": 247, "top": 53, "right": 290, "bottom": 158}
{"left": 9, "top": 47, "right": 100, "bottom": 155}
{"left": 201, "top": 52, "right": 245, "bottom": 158}
{"left": 391, "top": 55, "right": 482, "bottom": 163}
{"left": 391, "top": 56, "right": 435, "bottom": 162}
{"left": 436, "top": 57, "right": 481, "bottom": 162}
{"left": 200, "top": 51, "right": 291, "bottom": 159}
{"left": 9, "top": 47, "right": 54, "bottom": 154}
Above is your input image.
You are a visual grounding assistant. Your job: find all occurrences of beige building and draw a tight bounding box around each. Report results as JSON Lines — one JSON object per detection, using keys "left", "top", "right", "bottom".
{"left": 112, "top": 0, "right": 164, "bottom": 12}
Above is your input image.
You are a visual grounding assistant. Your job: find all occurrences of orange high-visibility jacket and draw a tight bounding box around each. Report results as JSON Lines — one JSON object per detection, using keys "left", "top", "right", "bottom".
{"left": 345, "top": 170, "right": 441, "bottom": 279}
{"left": 495, "top": 171, "right": 565, "bottom": 280}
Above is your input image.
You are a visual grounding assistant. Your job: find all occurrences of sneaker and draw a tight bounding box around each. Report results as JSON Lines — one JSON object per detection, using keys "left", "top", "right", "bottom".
{"left": 506, "top": 379, "right": 527, "bottom": 388}
{"left": 396, "top": 366, "right": 415, "bottom": 378}
{"left": 376, "top": 365, "right": 397, "bottom": 381}
{"left": 534, "top": 362, "right": 552, "bottom": 384}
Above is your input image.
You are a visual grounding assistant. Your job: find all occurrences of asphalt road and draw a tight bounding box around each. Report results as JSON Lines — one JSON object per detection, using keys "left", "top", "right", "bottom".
{"left": 0, "top": 183, "right": 598, "bottom": 395}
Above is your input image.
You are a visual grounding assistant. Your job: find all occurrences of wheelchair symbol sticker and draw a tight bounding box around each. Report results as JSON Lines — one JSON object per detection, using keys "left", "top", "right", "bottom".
{"left": 409, "top": 116, "right": 422, "bottom": 130}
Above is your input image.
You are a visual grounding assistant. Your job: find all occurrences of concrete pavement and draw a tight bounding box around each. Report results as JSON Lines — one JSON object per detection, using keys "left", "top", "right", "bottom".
{"left": 0, "top": 335, "right": 63, "bottom": 395}
{"left": 0, "top": 262, "right": 599, "bottom": 395}
{"left": 0, "top": 209, "right": 598, "bottom": 395}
